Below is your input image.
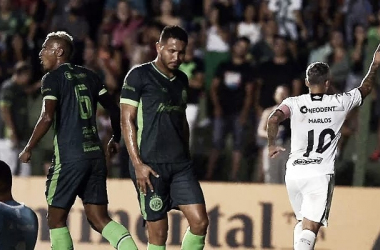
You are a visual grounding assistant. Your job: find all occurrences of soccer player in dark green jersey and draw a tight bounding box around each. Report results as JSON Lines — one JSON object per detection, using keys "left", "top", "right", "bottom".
{"left": 19, "top": 31, "right": 137, "bottom": 250}
{"left": 121, "top": 26, "right": 209, "bottom": 250}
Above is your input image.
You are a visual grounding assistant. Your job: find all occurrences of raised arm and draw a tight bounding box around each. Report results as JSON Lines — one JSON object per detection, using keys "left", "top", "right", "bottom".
{"left": 358, "top": 43, "right": 380, "bottom": 99}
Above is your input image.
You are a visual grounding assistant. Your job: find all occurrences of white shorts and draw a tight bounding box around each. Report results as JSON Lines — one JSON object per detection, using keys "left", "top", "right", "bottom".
{"left": 285, "top": 174, "right": 334, "bottom": 227}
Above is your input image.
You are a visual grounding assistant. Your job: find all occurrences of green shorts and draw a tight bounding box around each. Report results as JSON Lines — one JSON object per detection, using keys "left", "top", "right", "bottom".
{"left": 129, "top": 161, "right": 205, "bottom": 221}
{"left": 45, "top": 158, "right": 108, "bottom": 209}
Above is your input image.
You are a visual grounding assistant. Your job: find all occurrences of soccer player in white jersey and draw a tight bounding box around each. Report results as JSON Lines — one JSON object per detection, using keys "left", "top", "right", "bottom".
{"left": 266, "top": 44, "right": 380, "bottom": 250}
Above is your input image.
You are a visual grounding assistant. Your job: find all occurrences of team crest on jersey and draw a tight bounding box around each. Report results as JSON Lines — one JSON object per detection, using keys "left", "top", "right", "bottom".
{"left": 149, "top": 194, "right": 163, "bottom": 211}
{"left": 293, "top": 157, "right": 323, "bottom": 166}
{"left": 64, "top": 71, "right": 73, "bottom": 80}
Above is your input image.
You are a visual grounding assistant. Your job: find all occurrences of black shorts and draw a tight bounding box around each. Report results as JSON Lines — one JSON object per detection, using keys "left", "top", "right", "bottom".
{"left": 45, "top": 158, "right": 108, "bottom": 209}
{"left": 129, "top": 161, "right": 205, "bottom": 221}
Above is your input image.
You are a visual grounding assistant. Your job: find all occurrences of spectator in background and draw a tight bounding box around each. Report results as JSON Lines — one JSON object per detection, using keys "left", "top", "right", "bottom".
{"left": 0, "top": 62, "right": 33, "bottom": 176}
{"left": 179, "top": 37, "right": 205, "bottom": 148}
{"left": 251, "top": 19, "right": 277, "bottom": 64}
{"left": 258, "top": 35, "right": 302, "bottom": 111}
{"left": 236, "top": 3, "right": 261, "bottom": 47}
{"left": 327, "top": 30, "right": 350, "bottom": 92}
{"left": 205, "top": 37, "right": 254, "bottom": 181}
{"left": 155, "top": 0, "right": 182, "bottom": 27}
{"left": 50, "top": 0, "right": 89, "bottom": 64}
{"left": 257, "top": 84, "right": 290, "bottom": 183}
{"left": 0, "top": 0, "right": 31, "bottom": 47}
{"left": 368, "top": 9, "right": 380, "bottom": 162}
{"left": 112, "top": 0, "right": 143, "bottom": 50}
{"left": 268, "top": 0, "right": 307, "bottom": 41}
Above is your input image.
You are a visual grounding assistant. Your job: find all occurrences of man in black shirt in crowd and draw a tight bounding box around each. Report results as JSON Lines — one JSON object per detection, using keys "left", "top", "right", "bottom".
{"left": 19, "top": 31, "right": 137, "bottom": 250}
{"left": 205, "top": 36, "right": 255, "bottom": 181}
{"left": 121, "top": 26, "right": 209, "bottom": 250}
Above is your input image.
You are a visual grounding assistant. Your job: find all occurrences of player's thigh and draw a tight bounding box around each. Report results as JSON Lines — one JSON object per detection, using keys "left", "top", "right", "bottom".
{"left": 285, "top": 176, "right": 303, "bottom": 221}
{"left": 45, "top": 160, "right": 91, "bottom": 209}
{"left": 129, "top": 162, "right": 171, "bottom": 221}
{"left": 79, "top": 158, "right": 108, "bottom": 206}
{"left": 301, "top": 174, "right": 334, "bottom": 226}
{"left": 171, "top": 162, "right": 205, "bottom": 208}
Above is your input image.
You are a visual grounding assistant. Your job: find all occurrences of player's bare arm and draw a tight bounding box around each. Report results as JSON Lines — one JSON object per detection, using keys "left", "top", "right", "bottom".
{"left": 19, "top": 99, "right": 57, "bottom": 162}
{"left": 99, "top": 93, "right": 121, "bottom": 157}
{"left": 267, "top": 109, "right": 287, "bottom": 158}
{"left": 358, "top": 43, "right": 380, "bottom": 99}
{"left": 121, "top": 103, "right": 158, "bottom": 195}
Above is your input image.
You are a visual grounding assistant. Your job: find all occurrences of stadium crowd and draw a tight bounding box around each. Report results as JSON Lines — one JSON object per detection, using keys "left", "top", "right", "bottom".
{"left": 0, "top": 0, "right": 380, "bottom": 183}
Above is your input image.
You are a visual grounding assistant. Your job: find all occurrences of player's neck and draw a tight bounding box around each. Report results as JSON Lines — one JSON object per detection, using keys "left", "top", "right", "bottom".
{"left": 54, "top": 60, "right": 70, "bottom": 70}
{"left": 0, "top": 192, "right": 13, "bottom": 203}
{"left": 153, "top": 59, "right": 175, "bottom": 78}
{"left": 309, "top": 87, "right": 326, "bottom": 94}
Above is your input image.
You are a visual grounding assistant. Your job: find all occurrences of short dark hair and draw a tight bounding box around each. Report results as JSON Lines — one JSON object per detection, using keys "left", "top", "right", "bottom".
{"left": 306, "top": 62, "right": 330, "bottom": 85}
{"left": 235, "top": 36, "right": 250, "bottom": 45}
{"left": 159, "top": 25, "right": 188, "bottom": 44}
{"left": 46, "top": 31, "right": 74, "bottom": 59}
{"left": 0, "top": 161, "right": 12, "bottom": 193}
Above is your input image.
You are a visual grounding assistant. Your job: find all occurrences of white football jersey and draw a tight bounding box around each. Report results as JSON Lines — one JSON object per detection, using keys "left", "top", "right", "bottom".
{"left": 279, "top": 88, "right": 362, "bottom": 179}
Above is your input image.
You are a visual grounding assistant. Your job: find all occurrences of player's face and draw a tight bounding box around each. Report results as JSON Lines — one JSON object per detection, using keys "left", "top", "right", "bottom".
{"left": 39, "top": 39, "right": 59, "bottom": 72}
{"left": 158, "top": 38, "right": 186, "bottom": 70}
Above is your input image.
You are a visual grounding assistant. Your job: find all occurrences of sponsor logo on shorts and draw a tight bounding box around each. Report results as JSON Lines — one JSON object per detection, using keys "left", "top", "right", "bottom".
{"left": 293, "top": 157, "right": 323, "bottom": 166}
{"left": 149, "top": 195, "right": 163, "bottom": 211}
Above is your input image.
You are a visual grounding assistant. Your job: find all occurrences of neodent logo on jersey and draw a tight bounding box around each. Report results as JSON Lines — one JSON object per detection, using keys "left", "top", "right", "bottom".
{"left": 300, "top": 106, "right": 337, "bottom": 114}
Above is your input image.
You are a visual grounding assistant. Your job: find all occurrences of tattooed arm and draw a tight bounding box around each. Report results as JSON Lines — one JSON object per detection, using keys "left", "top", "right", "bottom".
{"left": 267, "top": 109, "right": 288, "bottom": 158}
{"left": 358, "top": 43, "right": 380, "bottom": 99}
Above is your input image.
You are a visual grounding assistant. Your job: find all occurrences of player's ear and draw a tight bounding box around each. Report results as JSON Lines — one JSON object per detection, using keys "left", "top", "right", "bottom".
{"left": 155, "top": 42, "right": 163, "bottom": 53}
{"left": 325, "top": 80, "right": 330, "bottom": 89}
{"left": 305, "top": 78, "right": 310, "bottom": 87}
{"left": 56, "top": 48, "right": 64, "bottom": 58}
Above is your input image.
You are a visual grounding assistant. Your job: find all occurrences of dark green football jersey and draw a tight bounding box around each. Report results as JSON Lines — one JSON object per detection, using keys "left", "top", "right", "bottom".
{"left": 120, "top": 62, "right": 190, "bottom": 164}
{"left": 41, "top": 63, "right": 107, "bottom": 164}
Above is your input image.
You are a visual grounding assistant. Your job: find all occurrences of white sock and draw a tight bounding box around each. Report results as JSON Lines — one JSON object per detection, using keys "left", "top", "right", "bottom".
{"left": 295, "top": 230, "right": 316, "bottom": 250}
{"left": 293, "top": 222, "right": 302, "bottom": 249}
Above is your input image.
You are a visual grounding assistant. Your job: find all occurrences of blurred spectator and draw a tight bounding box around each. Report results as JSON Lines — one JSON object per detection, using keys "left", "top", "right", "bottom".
{"left": 205, "top": 37, "right": 254, "bottom": 181}
{"left": 257, "top": 85, "right": 290, "bottom": 184}
{"left": 179, "top": 37, "right": 205, "bottom": 148}
{"left": 50, "top": 0, "right": 89, "bottom": 64}
{"left": 368, "top": 10, "right": 380, "bottom": 162}
{"left": 111, "top": 0, "right": 143, "bottom": 49}
{"left": 155, "top": 0, "right": 182, "bottom": 27}
{"left": 0, "top": 62, "right": 34, "bottom": 176}
{"left": 342, "top": 0, "right": 372, "bottom": 45}
{"left": 236, "top": 3, "right": 261, "bottom": 47}
{"left": 327, "top": 30, "right": 350, "bottom": 92}
{"left": 268, "top": 0, "right": 307, "bottom": 41}
{"left": 251, "top": 19, "right": 277, "bottom": 64}
{"left": 257, "top": 35, "right": 302, "bottom": 111}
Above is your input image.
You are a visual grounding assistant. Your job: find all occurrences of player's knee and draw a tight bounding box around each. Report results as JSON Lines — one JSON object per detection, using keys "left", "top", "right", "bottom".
{"left": 150, "top": 227, "right": 168, "bottom": 243}
{"left": 85, "top": 210, "right": 111, "bottom": 232}
{"left": 47, "top": 212, "right": 67, "bottom": 229}
{"left": 189, "top": 216, "right": 209, "bottom": 235}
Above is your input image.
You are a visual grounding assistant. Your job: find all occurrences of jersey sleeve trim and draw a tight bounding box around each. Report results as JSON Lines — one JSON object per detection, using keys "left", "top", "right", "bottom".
{"left": 99, "top": 88, "right": 107, "bottom": 96}
{"left": 43, "top": 95, "right": 58, "bottom": 100}
{"left": 120, "top": 98, "right": 139, "bottom": 107}
{"left": 0, "top": 100, "right": 10, "bottom": 107}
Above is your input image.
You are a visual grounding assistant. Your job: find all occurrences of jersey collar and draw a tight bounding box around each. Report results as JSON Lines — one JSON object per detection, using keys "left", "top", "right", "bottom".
{"left": 310, "top": 93, "right": 324, "bottom": 101}
{"left": 150, "top": 62, "right": 177, "bottom": 81}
